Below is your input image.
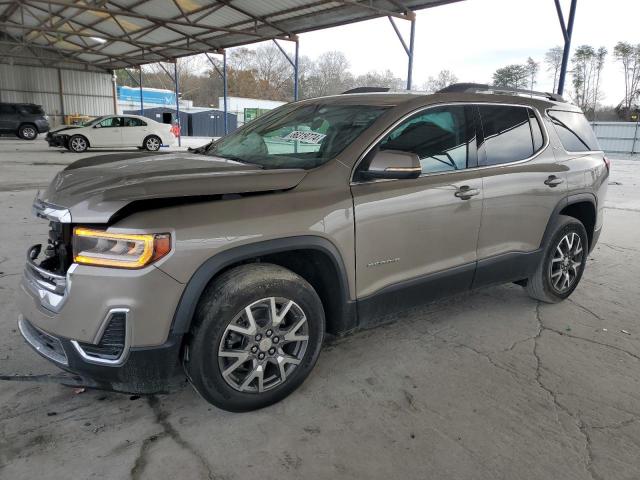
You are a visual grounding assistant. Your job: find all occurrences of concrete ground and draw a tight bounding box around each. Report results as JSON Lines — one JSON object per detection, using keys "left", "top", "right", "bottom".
{"left": 1, "top": 138, "right": 639, "bottom": 480}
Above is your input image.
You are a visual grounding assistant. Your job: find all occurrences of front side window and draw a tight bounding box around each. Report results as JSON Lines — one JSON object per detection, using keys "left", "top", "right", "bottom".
{"left": 99, "top": 117, "right": 121, "bottom": 128}
{"left": 0, "top": 104, "right": 16, "bottom": 114}
{"left": 548, "top": 110, "right": 600, "bottom": 152}
{"left": 478, "top": 105, "right": 535, "bottom": 166}
{"left": 207, "top": 103, "right": 389, "bottom": 170}
{"left": 378, "top": 105, "right": 476, "bottom": 174}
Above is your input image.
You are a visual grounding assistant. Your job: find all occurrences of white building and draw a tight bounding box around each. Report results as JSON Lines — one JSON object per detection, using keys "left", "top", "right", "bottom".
{"left": 219, "top": 96, "right": 286, "bottom": 125}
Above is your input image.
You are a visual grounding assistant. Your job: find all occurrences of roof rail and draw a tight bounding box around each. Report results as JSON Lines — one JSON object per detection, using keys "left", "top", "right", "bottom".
{"left": 437, "top": 83, "right": 566, "bottom": 103}
{"left": 341, "top": 87, "right": 390, "bottom": 94}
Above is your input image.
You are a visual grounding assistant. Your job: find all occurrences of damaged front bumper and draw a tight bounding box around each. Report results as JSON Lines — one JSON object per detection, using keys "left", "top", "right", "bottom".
{"left": 18, "top": 243, "right": 187, "bottom": 394}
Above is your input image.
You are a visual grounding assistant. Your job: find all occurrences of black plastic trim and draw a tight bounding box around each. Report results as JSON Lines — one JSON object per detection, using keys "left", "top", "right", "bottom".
{"left": 357, "top": 262, "right": 475, "bottom": 328}
{"left": 169, "top": 236, "right": 355, "bottom": 335}
{"left": 472, "top": 249, "right": 543, "bottom": 289}
{"left": 540, "top": 192, "right": 596, "bottom": 250}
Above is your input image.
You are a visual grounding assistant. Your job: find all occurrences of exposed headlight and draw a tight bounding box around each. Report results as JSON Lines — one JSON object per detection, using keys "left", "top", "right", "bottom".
{"left": 73, "top": 227, "right": 171, "bottom": 269}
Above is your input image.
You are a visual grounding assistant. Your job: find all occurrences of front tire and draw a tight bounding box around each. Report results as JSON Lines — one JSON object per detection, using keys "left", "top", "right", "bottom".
{"left": 144, "top": 135, "right": 161, "bottom": 151}
{"left": 526, "top": 215, "right": 588, "bottom": 303}
{"left": 185, "top": 263, "right": 325, "bottom": 412}
{"left": 68, "top": 135, "right": 88, "bottom": 152}
{"left": 18, "top": 124, "right": 38, "bottom": 140}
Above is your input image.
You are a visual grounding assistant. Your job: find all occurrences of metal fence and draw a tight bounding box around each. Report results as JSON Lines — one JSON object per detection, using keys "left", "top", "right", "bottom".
{"left": 590, "top": 122, "right": 640, "bottom": 154}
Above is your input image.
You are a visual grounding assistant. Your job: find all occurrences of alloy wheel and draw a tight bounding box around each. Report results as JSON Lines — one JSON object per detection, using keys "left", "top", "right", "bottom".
{"left": 22, "top": 126, "right": 36, "bottom": 139}
{"left": 218, "top": 297, "right": 309, "bottom": 393}
{"left": 549, "top": 232, "right": 584, "bottom": 293}
{"left": 146, "top": 137, "right": 160, "bottom": 150}
{"left": 70, "top": 137, "right": 86, "bottom": 152}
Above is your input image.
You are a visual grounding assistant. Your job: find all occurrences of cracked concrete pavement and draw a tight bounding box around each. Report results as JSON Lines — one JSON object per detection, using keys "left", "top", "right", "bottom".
{"left": 1, "top": 138, "right": 639, "bottom": 479}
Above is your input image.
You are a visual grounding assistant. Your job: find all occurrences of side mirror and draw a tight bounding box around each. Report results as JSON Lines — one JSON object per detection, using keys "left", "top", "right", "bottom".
{"left": 362, "top": 149, "right": 421, "bottom": 180}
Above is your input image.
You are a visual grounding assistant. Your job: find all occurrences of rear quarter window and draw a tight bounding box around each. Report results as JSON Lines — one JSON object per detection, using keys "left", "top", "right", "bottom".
{"left": 548, "top": 110, "right": 600, "bottom": 152}
{"left": 18, "top": 105, "right": 44, "bottom": 115}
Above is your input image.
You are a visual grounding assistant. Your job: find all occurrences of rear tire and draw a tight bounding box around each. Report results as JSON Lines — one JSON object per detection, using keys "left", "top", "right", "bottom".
{"left": 144, "top": 135, "right": 161, "bottom": 151}
{"left": 526, "top": 215, "right": 588, "bottom": 303}
{"left": 68, "top": 135, "right": 88, "bottom": 153}
{"left": 18, "top": 124, "right": 38, "bottom": 140}
{"left": 185, "top": 263, "right": 325, "bottom": 412}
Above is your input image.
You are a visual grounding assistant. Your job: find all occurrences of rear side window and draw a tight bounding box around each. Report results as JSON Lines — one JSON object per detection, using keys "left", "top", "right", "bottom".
{"left": 478, "top": 105, "right": 536, "bottom": 166}
{"left": 18, "top": 105, "right": 44, "bottom": 115}
{"left": 548, "top": 110, "right": 600, "bottom": 152}
{"left": 123, "top": 117, "right": 146, "bottom": 127}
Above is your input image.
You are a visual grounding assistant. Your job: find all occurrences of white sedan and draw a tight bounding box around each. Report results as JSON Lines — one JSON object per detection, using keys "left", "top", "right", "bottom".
{"left": 46, "top": 114, "right": 176, "bottom": 152}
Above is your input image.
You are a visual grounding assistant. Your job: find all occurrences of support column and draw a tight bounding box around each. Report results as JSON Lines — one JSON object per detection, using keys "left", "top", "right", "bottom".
{"left": 294, "top": 38, "right": 299, "bottom": 101}
{"left": 388, "top": 11, "right": 416, "bottom": 90}
{"left": 555, "top": 0, "right": 577, "bottom": 96}
{"left": 273, "top": 36, "right": 299, "bottom": 101}
{"left": 138, "top": 67, "right": 144, "bottom": 115}
{"left": 223, "top": 49, "right": 228, "bottom": 135}
{"left": 174, "top": 60, "right": 181, "bottom": 147}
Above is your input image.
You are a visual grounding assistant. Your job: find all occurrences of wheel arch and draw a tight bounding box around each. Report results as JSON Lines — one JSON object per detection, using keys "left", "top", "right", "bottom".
{"left": 169, "top": 236, "right": 356, "bottom": 338}
{"left": 540, "top": 193, "right": 597, "bottom": 252}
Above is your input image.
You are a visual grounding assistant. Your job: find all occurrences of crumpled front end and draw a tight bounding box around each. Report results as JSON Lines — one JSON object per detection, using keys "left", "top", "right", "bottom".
{"left": 17, "top": 201, "right": 187, "bottom": 394}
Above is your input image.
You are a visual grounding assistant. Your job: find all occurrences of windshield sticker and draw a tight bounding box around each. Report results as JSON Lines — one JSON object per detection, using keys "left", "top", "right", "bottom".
{"left": 282, "top": 131, "right": 327, "bottom": 144}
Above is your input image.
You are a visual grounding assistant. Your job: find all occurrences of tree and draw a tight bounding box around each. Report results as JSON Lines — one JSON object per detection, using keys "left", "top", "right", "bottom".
{"left": 526, "top": 57, "right": 539, "bottom": 92}
{"left": 422, "top": 70, "right": 458, "bottom": 93}
{"left": 613, "top": 41, "right": 640, "bottom": 112}
{"left": 302, "top": 51, "right": 353, "bottom": 98}
{"left": 354, "top": 69, "right": 404, "bottom": 91}
{"left": 545, "top": 46, "right": 564, "bottom": 92}
{"left": 492, "top": 64, "right": 529, "bottom": 90}
{"left": 571, "top": 45, "right": 607, "bottom": 117}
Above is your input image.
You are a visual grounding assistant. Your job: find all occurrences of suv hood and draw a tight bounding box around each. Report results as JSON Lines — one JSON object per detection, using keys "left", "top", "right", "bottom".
{"left": 36, "top": 152, "right": 307, "bottom": 223}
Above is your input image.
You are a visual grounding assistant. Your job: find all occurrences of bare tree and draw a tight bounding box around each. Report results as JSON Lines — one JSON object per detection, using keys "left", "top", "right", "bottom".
{"left": 545, "top": 46, "right": 564, "bottom": 92}
{"left": 526, "top": 57, "right": 539, "bottom": 92}
{"left": 613, "top": 41, "right": 640, "bottom": 112}
{"left": 571, "top": 45, "right": 607, "bottom": 117}
{"left": 422, "top": 70, "right": 458, "bottom": 93}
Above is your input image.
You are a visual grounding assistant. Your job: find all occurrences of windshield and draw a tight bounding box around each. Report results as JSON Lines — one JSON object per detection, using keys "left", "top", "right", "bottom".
{"left": 207, "top": 103, "right": 389, "bottom": 169}
{"left": 82, "top": 116, "right": 107, "bottom": 127}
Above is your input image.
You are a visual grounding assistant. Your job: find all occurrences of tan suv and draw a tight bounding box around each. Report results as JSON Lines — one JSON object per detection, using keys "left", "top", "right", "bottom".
{"left": 18, "top": 85, "right": 609, "bottom": 411}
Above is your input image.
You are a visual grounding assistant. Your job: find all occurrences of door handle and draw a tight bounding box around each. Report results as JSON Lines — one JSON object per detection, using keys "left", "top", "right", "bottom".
{"left": 544, "top": 175, "right": 564, "bottom": 187}
{"left": 454, "top": 185, "right": 480, "bottom": 200}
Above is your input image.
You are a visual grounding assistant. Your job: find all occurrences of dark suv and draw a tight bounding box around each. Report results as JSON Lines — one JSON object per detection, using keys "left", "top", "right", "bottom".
{"left": 0, "top": 102, "right": 50, "bottom": 139}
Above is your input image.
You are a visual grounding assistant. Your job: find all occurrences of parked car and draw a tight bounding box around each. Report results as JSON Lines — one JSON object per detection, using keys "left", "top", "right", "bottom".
{"left": 46, "top": 114, "right": 175, "bottom": 152}
{"left": 0, "top": 102, "right": 49, "bottom": 139}
{"left": 18, "top": 85, "right": 608, "bottom": 411}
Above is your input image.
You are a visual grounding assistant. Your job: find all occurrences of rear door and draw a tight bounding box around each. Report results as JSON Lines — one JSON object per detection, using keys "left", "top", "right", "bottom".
{"left": 352, "top": 104, "right": 483, "bottom": 321}
{"left": 121, "top": 116, "right": 148, "bottom": 146}
{"left": 473, "top": 104, "right": 567, "bottom": 286}
{"left": 0, "top": 104, "right": 17, "bottom": 131}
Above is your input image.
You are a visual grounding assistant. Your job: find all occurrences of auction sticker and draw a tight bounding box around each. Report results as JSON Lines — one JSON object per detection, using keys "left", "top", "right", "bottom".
{"left": 282, "top": 131, "right": 327, "bottom": 144}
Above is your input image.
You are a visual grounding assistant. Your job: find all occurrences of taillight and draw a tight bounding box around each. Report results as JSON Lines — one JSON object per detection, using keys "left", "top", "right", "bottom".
{"left": 603, "top": 156, "right": 611, "bottom": 171}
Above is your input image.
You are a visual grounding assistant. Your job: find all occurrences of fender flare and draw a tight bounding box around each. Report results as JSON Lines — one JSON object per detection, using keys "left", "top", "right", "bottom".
{"left": 540, "top": 192, "right": 597, "bottom": 250}
{"left": 169, "top": 236, "right": 354, "bottom": 335}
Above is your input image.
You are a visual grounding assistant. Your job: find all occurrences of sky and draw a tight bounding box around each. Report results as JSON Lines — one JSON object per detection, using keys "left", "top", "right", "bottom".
{"left": 251, "top": 0, "right": 639, "bottom": 106}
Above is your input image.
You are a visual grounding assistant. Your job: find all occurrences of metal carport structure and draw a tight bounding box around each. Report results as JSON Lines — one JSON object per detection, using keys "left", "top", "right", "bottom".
{"left": 0, "top": 0, "right": 579, "bottom": 140}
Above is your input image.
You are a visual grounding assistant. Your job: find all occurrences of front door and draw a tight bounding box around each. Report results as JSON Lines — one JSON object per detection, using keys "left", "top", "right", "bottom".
{"left": 473, "top": 104, "right": 568, "bottom": 286}
{"left": 351, "top": 104, "right": 483, "bottom": 323}
{"left": 92, "top": 116, "right": 123, "bottom": 147}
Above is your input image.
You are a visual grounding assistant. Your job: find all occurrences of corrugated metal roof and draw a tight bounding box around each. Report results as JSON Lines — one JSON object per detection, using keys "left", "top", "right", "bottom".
{"left": 0, "top": 0, "right": 463, "bottom": 71}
